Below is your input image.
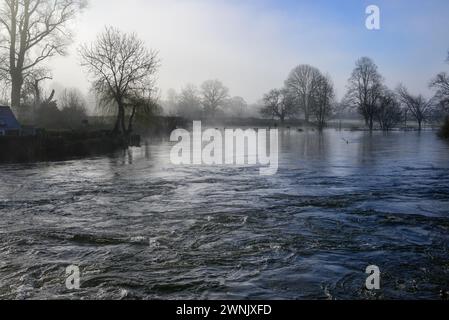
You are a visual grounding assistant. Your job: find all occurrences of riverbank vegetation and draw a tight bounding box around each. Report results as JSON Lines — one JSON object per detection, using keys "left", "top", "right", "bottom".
{"left": 162, "top": 54, "right": 449, "bottom": 135}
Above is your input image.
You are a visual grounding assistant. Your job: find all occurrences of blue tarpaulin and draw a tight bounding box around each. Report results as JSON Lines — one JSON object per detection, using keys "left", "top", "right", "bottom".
{"left": 0, "top": 106, "right": 21, "bottom": 131}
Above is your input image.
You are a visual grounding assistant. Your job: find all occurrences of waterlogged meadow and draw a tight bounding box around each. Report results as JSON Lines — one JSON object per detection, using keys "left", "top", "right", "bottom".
{"left": 0, "top": 129, "right": 449, "bottom": 299}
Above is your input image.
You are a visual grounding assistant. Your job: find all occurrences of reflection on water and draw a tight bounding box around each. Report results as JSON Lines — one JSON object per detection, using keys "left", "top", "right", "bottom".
{"left": 0, "top": 129, "right": 449, "bottom": 300}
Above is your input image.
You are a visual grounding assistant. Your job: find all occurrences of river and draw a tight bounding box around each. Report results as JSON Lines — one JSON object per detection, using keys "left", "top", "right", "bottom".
{"left": 1, "top": 129, "right": 449, "bottom": 299}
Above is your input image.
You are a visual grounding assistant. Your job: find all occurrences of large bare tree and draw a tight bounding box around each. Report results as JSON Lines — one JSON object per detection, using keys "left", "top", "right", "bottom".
{"left": 0, "top": 0, "right": 87, "bottom": 108}
{"left": 397, "top": 85, "right": 433, "bottom": 130}
{"left": 200, "top": 79, "right": 229, "bottom": 118}
{"left": 285, "top": 64, "right": 322, "bottom": 123}
{"left": 79, "top": 27, "right": 160, "bottom": 135}
{"left": 344, "top": 57, "right": 383, "bottom": 130}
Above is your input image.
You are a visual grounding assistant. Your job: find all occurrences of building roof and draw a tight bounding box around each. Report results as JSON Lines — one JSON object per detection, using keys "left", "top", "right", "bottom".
{"left": 0, "top": 106, "right": 21, "bottom": 130}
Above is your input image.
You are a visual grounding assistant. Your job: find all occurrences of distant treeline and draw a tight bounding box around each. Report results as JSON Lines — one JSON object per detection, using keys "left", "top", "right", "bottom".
{"left": 163, "top": 57, "right": 449, "bottom": 134}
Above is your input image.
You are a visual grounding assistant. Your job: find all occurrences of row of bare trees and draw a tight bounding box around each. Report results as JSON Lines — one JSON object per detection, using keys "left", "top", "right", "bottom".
{"left": 262, "top": 55, "right": 449, "bottom": 131}
{"left": 344, "top": 57, "right": 437, "bottom": 131}
{"left": 165, "top": 80, "right": 248, "bottom": 119}
{"left": 261, "top": 65, "right": 335, "bottom": 130}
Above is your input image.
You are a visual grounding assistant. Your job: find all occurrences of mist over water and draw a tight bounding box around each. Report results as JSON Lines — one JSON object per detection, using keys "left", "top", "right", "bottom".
{"left": 1, "top": 129, "right": 449, "bottom": 300}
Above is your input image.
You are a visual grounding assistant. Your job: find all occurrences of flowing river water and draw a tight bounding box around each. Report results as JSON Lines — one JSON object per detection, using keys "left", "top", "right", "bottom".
{"left": 1, "top": 129, "right": 449, "bottom": 300}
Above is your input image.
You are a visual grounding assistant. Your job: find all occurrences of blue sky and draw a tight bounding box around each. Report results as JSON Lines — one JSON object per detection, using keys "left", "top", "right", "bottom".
{"left": 50, "top": 0, "right": 449, "bottom": 104}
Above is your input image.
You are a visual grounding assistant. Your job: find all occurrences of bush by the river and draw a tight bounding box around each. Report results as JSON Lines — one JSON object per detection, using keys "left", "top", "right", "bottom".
{"left": 17, "top": 101, "right": 88, "bottom": 130}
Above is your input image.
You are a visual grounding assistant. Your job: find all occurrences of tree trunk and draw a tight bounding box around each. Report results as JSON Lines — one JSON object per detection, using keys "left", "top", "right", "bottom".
{"left": 127, "top": 106, "right": 137, "bottom": 134}
{"left": 112, "top": 102, "right": 125, "bottom": 135}
{"left": 112, "top": 113, "right": 121, "bottom": 135}
{"left": 404, "top": 110, "right": 408, "bottom": 129}
{"left": 302, "top": 95, "right": 309, "bottom": 123}
{"left": 304, "top": 104, "right": 309, "bottom": 123}
{"left": 10, "top": 72, "right": 23, "bottom": 108}
{"left": 369, "top": 118, "right": 374, "bottom": 131}
{"left": 280, "top": 114, "right": 285, "bottom": 125}
{"left": 120, "top": 106, "right": 127, "bottom": 135}
{"left": 318, "top": 120, "right": 325, "bottom": 131}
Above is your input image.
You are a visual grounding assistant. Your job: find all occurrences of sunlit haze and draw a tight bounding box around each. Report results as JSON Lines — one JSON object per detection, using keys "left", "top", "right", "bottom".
{"left": 48, "top": 0, "right": 449, "bottom": 105}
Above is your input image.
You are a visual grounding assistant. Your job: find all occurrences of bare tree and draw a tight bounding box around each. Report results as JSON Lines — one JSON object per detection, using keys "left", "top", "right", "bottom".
{"left": 397, "top": 85, "right": 433, "bottom": 130}
{"left": 225, "top": 96, "right": 247, "bottom": 117}
{"left": 260, "top": 88, "right": 296, "bottom": 123}
{"left": 125, "top": 89, "right": 161, "bottom": 133}
{"left": 429, "top": 51, "right": 449, "bottom": 124}
{"left": 0, "top": 0, "right": 87, "bottom": 108}
{"left": 59, "top": 88, "right": 88, "bottom": 129}
{"left": 375, "top": 89, "right": 402, "bottom": 131}
{"left": 15, "top": 68, "right": 53, "bottom": 123}
{"left": 22, "top": 68, "right": 51, "bottom": 106}
{"left": 344, "top": 57, "right": 383, "bottom": 130}
{"left": 164, "top": 88, "right": 178, "bottom": 115}
{"left": 60, "top": 88, "right": 85, "bottom": 109}
{"left": 285, "top": 64, "right": 322, "bottom": 123}
{"left": 200, "top": 79, "right": 229, "bottom": 118}
{"left": 176, "top": 84, "right": 202, "bottom": 119}
{"left": 430, "top": 72, "right": 449, "bottom": 116}
{"left": 79, "top": 27, "right": 160, "bottom": 135}
{"left": 310, "top": 74, "right": 335, "bottom": 130}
